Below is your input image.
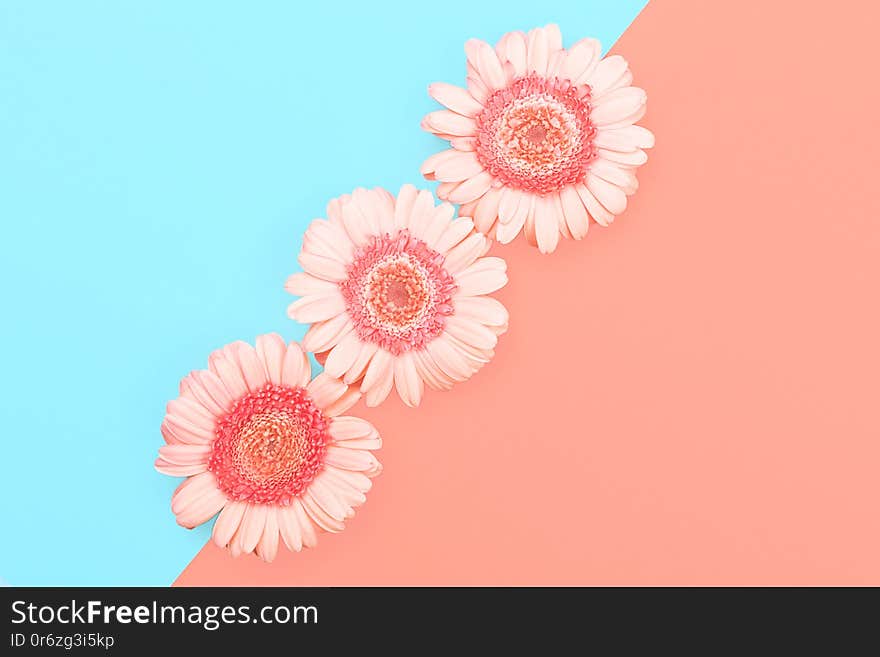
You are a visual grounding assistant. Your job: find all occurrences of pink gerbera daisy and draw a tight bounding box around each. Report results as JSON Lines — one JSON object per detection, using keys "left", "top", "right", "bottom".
{"left": 286, "top": 185, "right": 509, "bottom": 408}
{"left": 155, "top": 334, "right": 382, "bottom": 562}
{"left": 421, "top": 24, "right": 655, "bottom": 254}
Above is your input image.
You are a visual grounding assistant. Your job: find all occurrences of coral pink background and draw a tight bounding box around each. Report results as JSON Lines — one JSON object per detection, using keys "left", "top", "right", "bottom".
{"left": 175, "top": 0, "right": 880, "bottom": 585}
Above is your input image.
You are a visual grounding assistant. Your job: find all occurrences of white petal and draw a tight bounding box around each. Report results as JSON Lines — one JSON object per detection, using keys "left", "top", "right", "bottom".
{"left": 298, "top": 252, "right": 347, "bottom": 282}
{"left": 591, "top": 87, "right": 647, "bottom": 126}
{"left": 394, "top": 184, "right": 418, "bottom": 229}
{"left": 329, "top": 416, "right": 379, "bottom": 442}
{"left": 256, "top": 509, "right": 280, "bottom": 562}
{"left": 323, "top": 331, "right": 363, "bottom": 379}
{"left": 286, "top": 291, "right": 346, "bottom": 324}
{"left": 597, "top": 148, "right": 648, "bottom": 167}
{"left": 240, "top": 504, "right": 268, "bottom": 554}
{"left": 424, "top": 110, "right": 477, "bottom": 136}
{"left": 325, "top": 445, "right": 379, "bottom": 471}
{"left": 421, "top": 202, "right": 456, "bottom": 249}
{"left": 576, "top": 183, "right": 615, "bottom": 226}
{"left": 302, "top": 314, "right": 353, "bottom": 354}
{"left": 428, "top": 82, "right": 484, "bottom": 117}
{"left": 586, "top": 55, "right": 629, "bottom": 96}
{"left": 255, "top": 333, "right": 286, "bottom": 385}
{"left": 452, "top": 295, "right": 509, "bottom": 328}
{"left": 306, "top": 372, "right": 348, "bottom": 410}
{"left": 281, "top": 342, "right": 311, "bottom": 388}
{"left": 433, "top": 150, "right": 483, "bottom": 183}
{"left": 343, "top": 342, "right": 378, "bottom": 385}
{"left": 527, "top": 27, "right": 549, "bottom": 76}
{"left": 443, "top": 233, "right": 487, "bottom": 274}
{"left": 562, "top": 38, "right": 601, "bottom": 83}
{"left": 472, "top": 187, "right": 502, "bottom": 234}
{"left": 587, "top": 173, "right": 627, "bottom": 214}
{"left": 534, "top": 194, "right": 561, "bottom": 254}
{"left": 477, "top": 41, "right": 506, "bottom": 90}
{"left": 393, "top": 351, "right": 424, "bottom": 407}
{"left": 444, "top": 315, "right": 498, "bottom": 350}
{"left": 435, "top": 217, "right": 475, "bottom": 253}
{"left": 447, "top": 171, "right": 493, "bottom": 204}
{"left": 278, "top": 506, "right": 303, "bottom": 552}
{"left": 454, "top": 257, "right": 508, "bottom": 296}
{"left": 426, "top": 336, "right": 471, "bottom": 381}
{"left": 212, "top": 501, "right": 246, "bottom": 548}
{"left": 505, "top": 31, "right": 528, "bottom": 77}
{"left": 560, "top": 185, "right": 589, "bottom": 240}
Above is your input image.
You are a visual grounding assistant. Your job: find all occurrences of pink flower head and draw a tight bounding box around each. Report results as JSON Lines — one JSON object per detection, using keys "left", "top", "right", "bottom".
{"left": 286, "top": 185, "right": 509, "bottom": 408}
{"left": 155, "top": 334, "right": 382, "bottom": 562}
{"left": 421, "top": 24, "right": 655, "bottom": 254}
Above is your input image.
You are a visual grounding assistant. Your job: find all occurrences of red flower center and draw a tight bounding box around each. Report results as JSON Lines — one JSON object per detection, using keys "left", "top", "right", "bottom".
{"left": 209, "top": 384, "right": 329, "bottom": 505}
{"left": 474, "top": 74, "right": 597, "bottom": 195}
{"left": 339, "top": 230, "right": 456, "bottom": 355}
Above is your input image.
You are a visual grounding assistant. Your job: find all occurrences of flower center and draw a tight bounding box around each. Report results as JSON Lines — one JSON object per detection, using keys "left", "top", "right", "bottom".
{"left": 474, "top": 74, "right": 597, "bottom": 195}
{"left": 209, "top": 384, "right": 329, "bottom": 504}
{"left": 340, "top": 230, "right": 456, "bottom": 355}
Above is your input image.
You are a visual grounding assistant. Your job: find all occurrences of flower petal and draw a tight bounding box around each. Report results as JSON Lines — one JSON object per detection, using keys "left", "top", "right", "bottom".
{"left": 284, "top": 272, "right": 340, "bottom": 297}
{"left": 432, "top": 150, "right": 484, "bottom": 183}
{"left": 255, "top": 333, "right": 286, "bottom": 385}
{"left": 281, "top": 341, "right": 311, "bottom": 388}
{"left": 477, "top": 40, "right": 507, "bottom": 90}
{"left": 454, "top": 257, "right": 508, "bottom": 296}
{"left": 325, "top": 445, "right": 379, "bottom": 472}
{"left": 591, "top": 87, "right": 647, "bottom": 126}
{"left": 534, "top": 194, "right": 561, "bottom": 254}
{"left": 329, "top": 416, "right": 378, "bottom": 442}
{"left": 447, "top": 171, "right": 493, "bottom": 204}
{"left": 393, "top": 351, "right": 424, "bottom": 407}
{"left": 587, "top": 173, "right": 627, "bottom": 214}
{"left": 361, "top": 348, "right": 392, "bottom": 396}
{"left": 560, "top": 185, "right": 589, "bottom": 240}
{"left": 424, "top": 110, "right": 477, "bottom": 136}
{"left": 255, "top": 508, "right": 280, "bottom": 562}
{"left": 323, "top": 330, "right": 363, "bottom": 379}
{"left": 444, "top": 315, "right": 498, "bottom": 350}
{"left": 292, "top": 498, "right": 318, "bottom": 548}
{"left": 240, "top": 503, "right": 268, "bottom": 554}
{"left": 278, "top": 505, "right": 303, "bottom": 552}
{"left": 306, "top": 372, "right": 348, "bottom": 410}
{"left": 576, "top": 183, "right": 615, "bottom": 226}
{"left": 158, "top": 444, "right": 211, "bottom": 466}
{"left": 562, "top": 38, "right": 601, "bottom": 83}
{"left": 428, "top": 82, "right": 484, "bottom": 117}
{"left": 301, "top": 313, "right": 352, "bottom": 354}
{"left": 453, "top": 295, "right": 509, "bottom": 328}
{"left": 212, "top": 500, "right": 246, "bottom": 548}
{"left": 586, "top": 55, "right": 629, "bottom": 96}
{"left": 472, "top": 187, "right": 502, "bottom": 234}
{"left": 504, "top": 31, "right": 528, "bottom": 77}
{"left": 343, "top": 342, "right": 377, "bottom": 385}
{"left": 322, "top": 385, "right": 362, "bottom": 417}
{"left": 527, "top": 27, "right": 549, "bottom": 76}
{"left": 299, "top": 252, "right": 347, "bottom": 282}
{"left": 443, "top": 233, "right": 487, "bottom": 274}
{"left": 426, "top": 336, "right": 471, "bottom": 381}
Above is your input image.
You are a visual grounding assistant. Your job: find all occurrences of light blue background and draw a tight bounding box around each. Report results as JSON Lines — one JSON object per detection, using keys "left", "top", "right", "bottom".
{"left": 0, "top": 0, "right": 647, "bottom": 585}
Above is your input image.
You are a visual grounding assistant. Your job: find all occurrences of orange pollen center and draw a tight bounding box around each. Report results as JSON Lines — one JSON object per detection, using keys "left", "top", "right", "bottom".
{"left": 474, "top": 74, "right": 597, "bottom": 195}
{"left": 209, "top": 384, "right": 329, "bottom": 505}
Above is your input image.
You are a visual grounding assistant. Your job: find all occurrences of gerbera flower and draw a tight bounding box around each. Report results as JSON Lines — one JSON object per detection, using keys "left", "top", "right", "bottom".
{"left": 155, "top": 334, "right": 381, "bottom": 562}
{"left": 421, "top": 24, "right": 654, "bottom": 254}
{"left": 286, "top": 185, "right": 509, "bottom": 408}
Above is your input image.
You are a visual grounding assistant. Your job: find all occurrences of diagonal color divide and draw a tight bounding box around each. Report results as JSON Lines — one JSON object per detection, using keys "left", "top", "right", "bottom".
{"left": 0, "top": 0, "right": 648, "bottom": 586}
{"left": 175, "top": 0, "right": 880, "bottom": 586}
